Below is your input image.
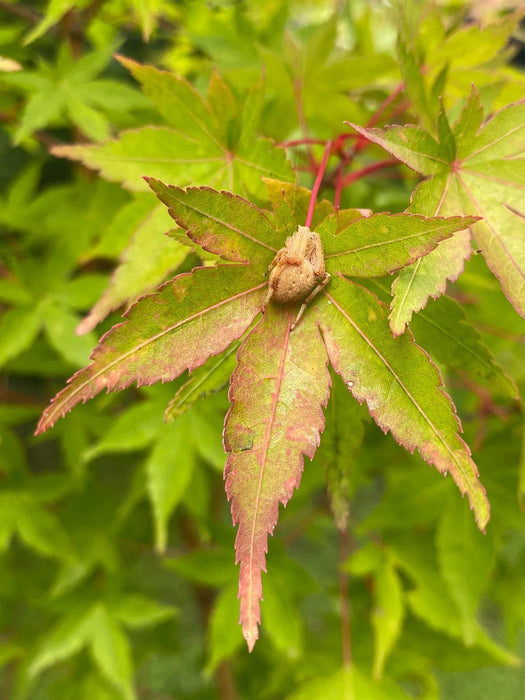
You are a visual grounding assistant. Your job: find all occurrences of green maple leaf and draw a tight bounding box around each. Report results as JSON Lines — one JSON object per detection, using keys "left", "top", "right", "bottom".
{"left": 350, "top": 88, "right": 525, "bottom": 334}
{"left": 314, "top": 372, "right": 368, "bottom": 531}
{"left": 3, "top": 45, "right": 147, "bottom": 144}
{"left": 396, "top": 9, "right": 525, "bottom": 131}
{"left": 36, "top": 181, "right": 487, "bottom": 650}
{"left": 24, "top": 0, "right": 85, "bottom": 45}
{"left": 28, "top": 602, "right": 136, "bottom": 699}
{"left": 52, "top": 58, "right": 293, "bottom": 199}
{"left": 52, "top": 59, "right": 293, "bottom": 333}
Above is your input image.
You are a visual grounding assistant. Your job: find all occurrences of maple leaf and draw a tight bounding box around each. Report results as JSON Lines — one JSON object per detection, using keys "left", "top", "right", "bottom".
{"left": 4, "top": 45, "right": 147, "bottom": 144}
{"left": 52, "top": 58, "right": 293, "bottom": 200}
{"left": 50, "top": 59, "right": 293, "bottom": 333}
{"left": 350, "top": 88, "right": 525, "bottom": 334}
{"left": 36, "top": 181, "right": 486, "bottom": 650}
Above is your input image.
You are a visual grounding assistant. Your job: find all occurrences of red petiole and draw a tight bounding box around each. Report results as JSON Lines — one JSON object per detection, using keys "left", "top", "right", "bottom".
{"left": 293, "top": 85, "right": 405, "bottom": 219}
{"left": 305, "top": 140, "right": 333, "bottom": 228}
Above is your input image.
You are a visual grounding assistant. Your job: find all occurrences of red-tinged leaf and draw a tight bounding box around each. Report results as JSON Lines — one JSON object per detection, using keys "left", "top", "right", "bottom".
{"left": 165, "top": 341, "right": 240, "bottom": 422}
{"left": 349, "top": 91, "right": 525, "bottom": 326}
{"left": 318, "top": 211, "right": 478, "bottom": 278}
{"left": 350, "top": 127, "right": 476, "bottom": 333}
{"left": 146, "top": 180, "right": 281, "bottom": 263}
{"left": 36, "top": 266, "right": 266, "bottom": 434}
{"left": 224, "top": 305, "right": 330, "bottom": 650}
{"left": 317, "top": 276, "right": 489, "bottom": 531}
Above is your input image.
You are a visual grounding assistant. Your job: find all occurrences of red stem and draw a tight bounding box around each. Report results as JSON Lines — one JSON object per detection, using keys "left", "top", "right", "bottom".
{"left": 280, "top": 137, "right": 327, "bottom": 148}
{"left": 281, "top": 134, "right": 358, "bottom": 150}
{"left": 305, "top": 140, "right": 333, "bottom": 228}
{"left": 340, "top": 159, "right": 399, "bottom": 188}
{"left": 286, "top": 85, "right": 404, "bottom": 217}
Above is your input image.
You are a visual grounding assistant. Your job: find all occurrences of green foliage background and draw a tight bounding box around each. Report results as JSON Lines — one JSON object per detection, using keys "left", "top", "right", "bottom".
{"left": 0, "top": 1, "right": 524, "bottom": 698}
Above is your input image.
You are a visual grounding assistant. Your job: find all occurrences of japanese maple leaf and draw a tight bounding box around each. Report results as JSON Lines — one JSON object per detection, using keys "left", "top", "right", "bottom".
{"left": 4, "top": 45, "right": 147, "bottom": 144}
{"left": 36, "top": 181, "right": 487, "bottom": 650}
{"left": 350, "top": 88, "right": 525, "bottom": 334}
{"left": 52, "top": 57, "right": 292, "bottom": 199}
{"left": 51, "top": 59, "right": 293, "bottom": 333}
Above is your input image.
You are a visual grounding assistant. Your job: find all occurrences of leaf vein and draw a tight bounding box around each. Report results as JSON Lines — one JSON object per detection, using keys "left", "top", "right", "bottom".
{"left": 466, "top": 122, "right": 525, "bottom": 161}
{"left": 459, "top": 167, "right": 525, "bottom": 191}
{"left": 324, "top": 222, "right": 458, "bottom": 259}
{"left": 169, "top": 196, "right": 278, "bottom": 253}
{"left": 457, "top": 173, "right": 525, "bottom": 285}
{"left": 246, "top": 313, "right": 293, "bottom": 635}
{"left": 325, "top": 289, "right": 477, "bottom": 493}
{"left": 145, "top": 73, "right": 225, "bottom": 152}
{"left": 44, "top": 279, "right": 267, "bottom": 428}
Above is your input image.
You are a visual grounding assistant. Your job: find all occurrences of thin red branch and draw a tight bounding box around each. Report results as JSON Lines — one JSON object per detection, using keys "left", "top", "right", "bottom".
{"left": 305, "top": 140, "right": 333, "bottom": 228}
{"left": 340, "top": 159, "right": 399, "bottom": 188}
{"left": 284, "top": 85, "right": 404, "bottom": 215}
{"left": 279, "top": 138, "right": 327, "bottom": 148}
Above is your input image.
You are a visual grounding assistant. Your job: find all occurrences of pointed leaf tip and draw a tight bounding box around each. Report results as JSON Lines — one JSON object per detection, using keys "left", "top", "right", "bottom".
{"left": 244, "top": 627, "right": 258, "bottom": 653}
{"left": 320, "top": 211, "right": 479, "bottom": 280}
{"left": 225, "top": 306, "right": 330, "bottom": 650}
{"left": 146, "top": 181, "right": 281, "bottom": 263}
{"left": 319, "top": 279, "right": 490, "bottom": 531}
{"left": 354, "top": 98, "right": 525, "bottom": 320}
{"left": 36, "top": 266, "right": 266, "bottom": 434}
